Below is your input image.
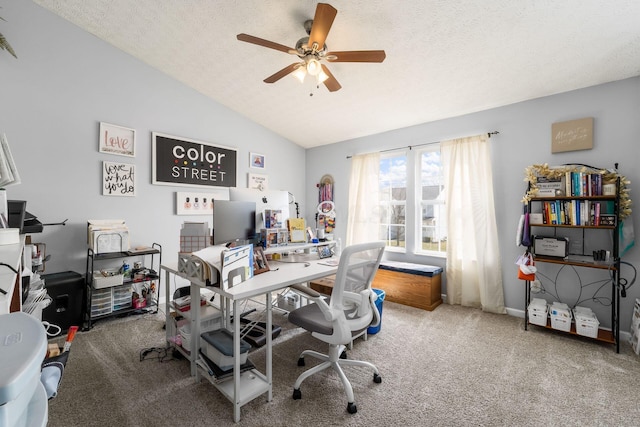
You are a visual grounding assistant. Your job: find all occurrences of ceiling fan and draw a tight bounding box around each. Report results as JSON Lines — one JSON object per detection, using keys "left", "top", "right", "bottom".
{"left": 237, "top": 3, "right": 386, "bottom": 92}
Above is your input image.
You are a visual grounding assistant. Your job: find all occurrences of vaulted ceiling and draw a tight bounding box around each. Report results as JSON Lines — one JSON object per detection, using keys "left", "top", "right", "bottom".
{"left": 34, "top": 0, "right": 640, "bottom": 148}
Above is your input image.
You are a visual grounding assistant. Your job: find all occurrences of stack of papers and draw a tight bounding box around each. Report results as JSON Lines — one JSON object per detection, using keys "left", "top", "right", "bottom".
{"left": 87, "top": 219, "right": 130, "bottom": 253}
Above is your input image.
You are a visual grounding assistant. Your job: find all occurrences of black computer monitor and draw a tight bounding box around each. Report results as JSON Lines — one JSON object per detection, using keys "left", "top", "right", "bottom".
{"left": 212, "top": 200, "right": 257, "bottom": 246}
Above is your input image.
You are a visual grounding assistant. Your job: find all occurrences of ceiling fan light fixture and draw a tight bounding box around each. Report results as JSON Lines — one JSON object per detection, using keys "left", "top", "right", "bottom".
{"left": 306, "top": 58, "right": 321, "bottom": 76}
{"left": 292, "top": 66, "right": 307, "bottom": 83}
{"left": 317, "top": 69, "right": 329, "bottom": 84}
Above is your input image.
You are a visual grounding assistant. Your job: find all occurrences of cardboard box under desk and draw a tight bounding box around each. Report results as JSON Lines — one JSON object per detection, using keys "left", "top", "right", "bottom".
{"left": 310, "top": 263, "right": 443, "bottom": 311}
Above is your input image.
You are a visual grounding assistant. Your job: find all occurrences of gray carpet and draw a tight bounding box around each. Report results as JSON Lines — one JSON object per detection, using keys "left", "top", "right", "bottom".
{"left": 47, "top": 301, "right": 640, "bottom": 426}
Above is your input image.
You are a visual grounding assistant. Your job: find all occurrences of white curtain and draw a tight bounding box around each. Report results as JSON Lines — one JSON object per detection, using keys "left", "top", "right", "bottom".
{"left": 442, "top": 135, "right": 505, "bottom": 314}
{"left": 346, "top": 152, "right": 380, "bottom": 246}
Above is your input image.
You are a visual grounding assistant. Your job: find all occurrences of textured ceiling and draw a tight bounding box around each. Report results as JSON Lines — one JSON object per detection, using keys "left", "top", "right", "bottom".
{"left": 33, "top": 0, "right": 640, "bottom": 148}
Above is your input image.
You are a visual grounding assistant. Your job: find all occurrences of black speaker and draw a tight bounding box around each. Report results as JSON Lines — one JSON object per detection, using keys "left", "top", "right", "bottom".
{"left": 42, "top": 271, "right": 84, "bottom": 334}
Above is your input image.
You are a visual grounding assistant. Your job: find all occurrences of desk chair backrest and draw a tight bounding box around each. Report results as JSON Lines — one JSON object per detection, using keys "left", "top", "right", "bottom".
{"left": 324, "top": 241, "right": 385, "bottom": 345}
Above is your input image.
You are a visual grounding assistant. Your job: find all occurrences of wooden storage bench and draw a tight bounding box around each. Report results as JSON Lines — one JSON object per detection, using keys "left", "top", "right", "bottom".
{"left": 310, "top": 261, "right": 443, "bottom": 311}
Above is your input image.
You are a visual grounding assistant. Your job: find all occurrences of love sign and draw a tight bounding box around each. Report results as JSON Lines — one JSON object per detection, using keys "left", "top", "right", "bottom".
{"left": 99, "top": 122, "right": 136, "bottom": 157}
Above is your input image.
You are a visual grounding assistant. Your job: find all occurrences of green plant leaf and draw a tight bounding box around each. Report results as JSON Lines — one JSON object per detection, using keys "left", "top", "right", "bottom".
{"left": 0, "top": 32, "right": 17, "bottom": 58}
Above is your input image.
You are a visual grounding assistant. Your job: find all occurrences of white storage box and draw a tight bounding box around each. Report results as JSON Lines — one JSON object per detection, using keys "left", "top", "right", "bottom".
{"left": 277, "top": 290, "right": 301, "bottom": 312}
{"left": 528, "top": 298, "right": 549, "bottom": 327}
{"left": 200, "top": 329, "right": 250, "bottom": 370}
{"left": 550, "top": 302, "right": 572, "bottom": 332}
{"left": 573, "top": 307, "right": 600, "bottom": 339}
{"left": 0, "top": 312, "right": 47, "bottom": 427}
{"left": 177, "top": 307, "right": 222, "bottom": 351}
{"left": 93, "top": 270, "right": 124, "bottom": 289}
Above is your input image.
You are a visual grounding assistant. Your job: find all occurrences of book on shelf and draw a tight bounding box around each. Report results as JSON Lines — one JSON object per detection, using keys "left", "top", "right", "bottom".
{"left": 287, "top": 218, "right": 306, "bottom": 242}
{"left": 264, "top": 209, "right": 283, "bottom": 228}
{"left": 536, "top": 175, "right": 564, "bottom": 197}
{"left": 567, "top": 171, "right": 604, "bottom": 196}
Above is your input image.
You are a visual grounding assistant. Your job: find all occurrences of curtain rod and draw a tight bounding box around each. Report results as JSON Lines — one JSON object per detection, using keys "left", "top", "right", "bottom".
{"left": 346, "top": 131, "right": 499, "bottom": 159}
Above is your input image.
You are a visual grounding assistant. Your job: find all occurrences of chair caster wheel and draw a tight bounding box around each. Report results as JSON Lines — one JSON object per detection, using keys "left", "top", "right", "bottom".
{"left": 340, "top": 351, "right": 347, "bottom": 359}
{"left": 347, "top": 402, "right": 357, "bottom": 414}
{"left": 297, "top": 357, "right": 305, "bottom": 367}
{"left": 373, "top": 373, "right": 382, "bottom": 383}
{"left": 293, "top": 388, "right": 302, "bottom": 400}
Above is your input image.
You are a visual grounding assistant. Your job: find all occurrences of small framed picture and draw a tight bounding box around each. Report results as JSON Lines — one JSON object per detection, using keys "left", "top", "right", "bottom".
{"left": 250, "top": 152, "right": 265, "bottom": 169}
{"left": 318, "top": 245, "right": 333, "bottom": 259}
{"left": 248, "top": 173, "right": 269, "bottom": 190}
{"left": 99, "top": 122, "right": 136, "bottom": 157}
{"left": 253, "top": 246, "right": 270, "bottom": 274}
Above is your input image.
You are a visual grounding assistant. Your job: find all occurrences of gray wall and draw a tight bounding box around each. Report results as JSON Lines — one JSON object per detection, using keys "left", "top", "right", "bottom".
{"left": 306, "top": 77, "right": 640, "bottom": 331}
{"left": 0, "top": 2, "right": 305, "bottom": 276}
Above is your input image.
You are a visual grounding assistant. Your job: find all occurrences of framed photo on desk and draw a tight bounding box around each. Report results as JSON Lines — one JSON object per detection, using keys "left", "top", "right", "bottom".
{"left": 253, "top": 246, "right": 270, "bottom": 275}
{"left": 318, "top": 245, "right": 333, "bottom": 259}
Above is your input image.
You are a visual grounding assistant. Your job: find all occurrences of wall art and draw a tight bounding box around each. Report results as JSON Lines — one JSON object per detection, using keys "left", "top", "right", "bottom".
{"left": 103, "top": 161, "right": 135, "bottom": 196}
{"left": 250, "top": 152, "right": 265, "bottom": 169}
{"left": 152, "top": 132, "right": 237, "bottom": 188}
{"left": 248, "top": 173, "right": 269, "bottom": 190}
{"left": 99, "top": 122, "right": 135, "bottom": 157}
{"left": 551, "top": 117, "right": 593, "bottom": 153}
{"left": 176, "top": 190, "right": 229, "bottom": 215}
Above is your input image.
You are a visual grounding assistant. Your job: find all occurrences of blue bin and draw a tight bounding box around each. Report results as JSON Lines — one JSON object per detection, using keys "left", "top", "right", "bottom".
{"left": 367, "top": 288, "right": 386, "bottom": 334}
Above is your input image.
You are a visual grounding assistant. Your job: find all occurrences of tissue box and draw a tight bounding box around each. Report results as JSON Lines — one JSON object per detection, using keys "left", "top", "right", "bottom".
{"left": 0, "top": 312, "right": 47, "bottom": 427}
{"left": 550, "top": 302, "right": 572, "bottom": 332}
{"left": 200, "top": 329, "right": 250, "bottom": 370}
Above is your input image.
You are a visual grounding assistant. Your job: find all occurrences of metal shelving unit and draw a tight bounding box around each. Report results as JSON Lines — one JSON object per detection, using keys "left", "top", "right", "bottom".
{"left": 84, "top": 243, "right": 161, "bottom": 330}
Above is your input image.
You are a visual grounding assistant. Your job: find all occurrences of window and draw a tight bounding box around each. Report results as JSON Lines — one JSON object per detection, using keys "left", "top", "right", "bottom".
{"left": 378, "top": 145, "right": 445, "bottom": 256}
{"left": 379, "top": 152, "right": 407, "bottom": 249}
{"left": 419, "top": 147, "right": 446, "bottom": 254}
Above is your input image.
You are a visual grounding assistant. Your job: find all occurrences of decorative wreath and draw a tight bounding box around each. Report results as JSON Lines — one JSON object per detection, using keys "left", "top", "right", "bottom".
{"left": 522, "top": 163, "right": 632, "bottom": 220}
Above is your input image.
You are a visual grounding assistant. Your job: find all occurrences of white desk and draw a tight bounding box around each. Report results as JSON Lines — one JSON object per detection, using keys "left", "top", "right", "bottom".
{"left": 161, "top": 256, "right": 338, "bottom": 422}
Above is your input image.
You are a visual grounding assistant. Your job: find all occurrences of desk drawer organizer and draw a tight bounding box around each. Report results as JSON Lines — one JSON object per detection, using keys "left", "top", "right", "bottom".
{"left": 91, "top": 284, "right": 133, "bottom": 317}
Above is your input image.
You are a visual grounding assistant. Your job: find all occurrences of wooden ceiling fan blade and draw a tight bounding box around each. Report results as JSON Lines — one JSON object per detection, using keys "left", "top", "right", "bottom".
{"left": 321, "top": 64, "right": 341, "bottom": 92}
{"left": 237, "top": 33, "right": 294, "bottom": 54}
{"left": 308, "top": 3, "right": 337, "bottom": 50}
{"left": 326, "top": 50, "right": 386, "bottom": 63}
{"left": 264, "top": 63, "right": 300, "bottom": 83}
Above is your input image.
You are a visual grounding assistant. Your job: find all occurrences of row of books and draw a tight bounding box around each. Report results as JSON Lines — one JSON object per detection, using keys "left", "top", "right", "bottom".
{"left": 566, "top": 171, "right": 605, "bottom": 197}
{"left": 536, "top": 172, "right": 610, "bottom": 197}
{"left": 539, "top": 200, "right": 615, "bottom": 226}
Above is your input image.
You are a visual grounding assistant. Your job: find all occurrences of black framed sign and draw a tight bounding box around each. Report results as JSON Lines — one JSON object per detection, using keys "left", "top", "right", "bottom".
{"left": 152, "top": 132, "right": 237, "bottom": 188}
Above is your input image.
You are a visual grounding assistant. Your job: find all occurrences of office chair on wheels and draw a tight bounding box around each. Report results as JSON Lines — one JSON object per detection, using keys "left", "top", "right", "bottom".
{"left": 287, "top": 241, "right": 386, "bottom": 414}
